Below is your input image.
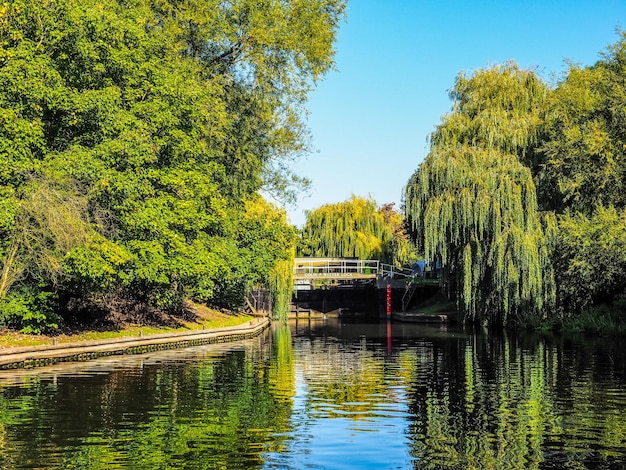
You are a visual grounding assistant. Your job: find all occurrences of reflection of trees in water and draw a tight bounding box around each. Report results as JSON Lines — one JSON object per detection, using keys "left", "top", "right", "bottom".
{"left": 404, "top": 332, "right": 626, "bottom": 469}
{"left": 296, "top": 335, "right": 399, "bottom": 418}
{"left": 268, "top": 323, "right": 296, "bottom": 403}
{"left": 0, "top": 327, "right": 625, "bottom": 468}
{"left": 0, "top": 329, "right": 295, "bottom": 469}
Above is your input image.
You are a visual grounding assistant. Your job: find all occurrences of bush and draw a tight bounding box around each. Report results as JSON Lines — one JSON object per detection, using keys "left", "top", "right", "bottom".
{"left": 556, "top": 206, "right": 626, "bottom": 314}
{"left": 0, "top": 287, "right": 60, "bottom": 334}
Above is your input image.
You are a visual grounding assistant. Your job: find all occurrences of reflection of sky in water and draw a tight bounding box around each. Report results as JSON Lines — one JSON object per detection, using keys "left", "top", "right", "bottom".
{"left": 1, "top": 320, "right": 626, "bottom": 469}
{"left": 263, "top": 363, "right": 415, "bottom": 469}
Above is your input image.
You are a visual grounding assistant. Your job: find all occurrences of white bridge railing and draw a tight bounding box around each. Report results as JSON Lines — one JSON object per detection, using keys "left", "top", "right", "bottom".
{"left": 294, "top": 258, "right": 380, "bottom": 280}
{"left": 379, "top": 263, "right": 414, "bottom": 279}
{"left": 293, "top": 258, "right": 441, "bottom": 310}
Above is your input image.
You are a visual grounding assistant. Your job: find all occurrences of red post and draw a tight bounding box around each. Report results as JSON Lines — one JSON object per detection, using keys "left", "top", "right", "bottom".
{"left": 386, "top": 284, "right": 392, "bottom": 316}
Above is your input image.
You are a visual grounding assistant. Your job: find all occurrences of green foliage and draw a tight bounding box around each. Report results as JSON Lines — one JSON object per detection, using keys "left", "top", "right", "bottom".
{"left": 405, "top": 63, "right": 556, "bottom": 325}
{"left": 539, "top": 32, "right": 626, "bottom": 214}
{"left": 378, "top": 202, "right": 420, "bottom": 266}
{"left": 64, "top": 238, "right": 133, "bottom": 294}
{"left": 557, "top": 301, "right": 626, "bottom": 334}
{"left": 406, "top": 35, "right": 626, "bottom": 328}
{"left": 0, "top": 0, "right": 344, "bottom": 329}
{"left": 0, "top": 286, "right": 59, "bottom": 333}
{"left": 269, "top": 257, "right": 295, "bottom": 321}
{"left": 435, "top": 61, "right": 548, "bottom": 160}
{"left": 299, "top": 195, "right": 416, "bottom": 265}
{"left": 214, "top": 198, "right": 297, "bottom": 310}
{"left": 238, "top": 198, "right": 296, "bottom": 320}
{"left": 537, "top": 34, "right": 626, "bottom": 320}
{"left": 555, "top": 206, "right": 626, "bottom": 315}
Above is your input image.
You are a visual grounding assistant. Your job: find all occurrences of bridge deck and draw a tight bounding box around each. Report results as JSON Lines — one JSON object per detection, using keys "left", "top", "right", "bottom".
{"left": 294, "top": 258, "right": 380, "bottom": 281}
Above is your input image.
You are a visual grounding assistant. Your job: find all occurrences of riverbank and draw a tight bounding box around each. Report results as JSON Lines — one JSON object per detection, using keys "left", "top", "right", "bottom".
{"left": 529, "top": 304, "right": 626, "bottom": 335}
{"left": 0, "top": 307, "right": 269, "bottom": 370}
{"left": 392, "top": 295, "right": 457, "bottom": 323}
{"left": 0, "top": 303, "right": 255, "bottom": 348}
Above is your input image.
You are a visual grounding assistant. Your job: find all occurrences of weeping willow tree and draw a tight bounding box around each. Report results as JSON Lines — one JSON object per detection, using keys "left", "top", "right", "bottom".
{"left": 405, "top": 63, "right": 556, "bottom": 325}
{"left": 298, "top": 195, "right": 415, "bottom": 264}
{"left": 269, "top": 255, "right": 294, "bottom": 321}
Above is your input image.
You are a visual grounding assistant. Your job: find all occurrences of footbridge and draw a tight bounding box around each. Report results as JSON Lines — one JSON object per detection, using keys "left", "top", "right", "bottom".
{"left": 293, "top": 258, "right": 411, "bottom": 283}
{"left": 292, "top": 257, "right": 441, "bottom": 315}
{"left": 294, "top": 258, "right": 380, "bottom": 282}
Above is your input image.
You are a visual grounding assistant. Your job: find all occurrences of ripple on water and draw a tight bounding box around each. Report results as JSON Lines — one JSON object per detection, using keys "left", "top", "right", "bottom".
{"left": 2, "top": 322, "right": 626, "bottom": 469}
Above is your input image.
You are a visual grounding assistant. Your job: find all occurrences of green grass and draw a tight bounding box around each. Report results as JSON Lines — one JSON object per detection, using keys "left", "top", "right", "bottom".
{"left": 558, "top": 307, "right": 626, "bottom": 335}
{"left": 0, "top": 310, "right": 255, "bottom": 349}
{"left": 415, "top": 301, "right": 456, "bottom": 316}
{"left": 519, "top": 301, "right": 626, "bottom": 335}
{"left": 410, "top": 289, "right": 456, "bottom": 316}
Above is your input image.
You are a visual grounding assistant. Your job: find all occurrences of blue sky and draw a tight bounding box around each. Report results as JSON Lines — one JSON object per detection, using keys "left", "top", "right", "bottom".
{"left": 284, "top": 0, "right": 626, "bottom": 227}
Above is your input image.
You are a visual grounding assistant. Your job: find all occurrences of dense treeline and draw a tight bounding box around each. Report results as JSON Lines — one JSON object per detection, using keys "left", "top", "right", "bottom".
{"left": 406, "top": 33, "right": 626, "bottom": 330}
{"left": 0, "top": 0, "right": 345, "bottom": 331}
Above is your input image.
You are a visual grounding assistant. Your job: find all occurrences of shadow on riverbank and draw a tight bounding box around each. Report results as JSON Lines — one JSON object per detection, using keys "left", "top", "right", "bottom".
{"left": 0, "top": 302, "right": 259, "bottom": 351}
{"left": 0, "top": 315, "right": 270, "bottom": 370}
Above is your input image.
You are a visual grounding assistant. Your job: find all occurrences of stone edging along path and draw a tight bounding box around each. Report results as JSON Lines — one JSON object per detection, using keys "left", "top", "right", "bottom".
{"left": 0, "top": 317, "right": 271, "bottom": 370}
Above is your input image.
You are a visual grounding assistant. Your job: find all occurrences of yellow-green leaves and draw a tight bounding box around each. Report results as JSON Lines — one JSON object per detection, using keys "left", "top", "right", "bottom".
{"left": 540, "top": 32, "right": 626, "bottom": 214}
{"left": 0, "top": 0, "right": 342, "bottom": 330}
{"left": 269, "top": 257, "right": 294, "bottom": 321}
{"left": 406, "top": 64, "right": 555, "bottom": 325}
{"left": 300, "top": 196, "right": 388, "bottom": 260}
{"left": 556, "top": 206, "right": 626, "bottom": 314}
{"left": 299, "top": 196, "right": 417, "bottom": 266}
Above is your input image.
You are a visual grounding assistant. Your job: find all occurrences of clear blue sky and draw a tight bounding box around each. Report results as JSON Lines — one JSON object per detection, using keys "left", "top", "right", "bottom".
{"left": 285, "top": 0, "right": 626, "bottom": 227}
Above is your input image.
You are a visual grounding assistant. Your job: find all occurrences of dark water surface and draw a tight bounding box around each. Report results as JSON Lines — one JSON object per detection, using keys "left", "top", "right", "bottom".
{"left": 0, "top": 319, "right": 625, "bottom": 469}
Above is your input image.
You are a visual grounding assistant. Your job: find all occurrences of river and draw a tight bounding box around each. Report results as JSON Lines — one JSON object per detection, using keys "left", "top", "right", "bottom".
{"left": 0, "top": 319, "right": 624, "bottom": 469}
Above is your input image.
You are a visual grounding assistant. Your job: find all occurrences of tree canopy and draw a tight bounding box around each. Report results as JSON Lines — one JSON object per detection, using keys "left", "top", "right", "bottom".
{"left": 0, "top": 0, "right": 345, "bottom": 330}
{"left": 406, "top": 33, "right": 626, "bottom": 327}
{"left": 298, "top": 195, "right": 417, "bottom": 266}
{"left": 538, "top": 37, "right": 626, "bottom": 214}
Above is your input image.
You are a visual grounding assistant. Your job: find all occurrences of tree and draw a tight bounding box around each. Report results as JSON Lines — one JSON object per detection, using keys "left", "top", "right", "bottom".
{"left": 378, "top": 202, "right": 419, "bottom": 266}
{"left": 536, "top": 33, "right": 626, "bottom": 318}
{"left": 0, "top": 0, "right": 345, "bottom": 330}
{"left": 555, "top": 206, "right": 626, "bottom": 315}
{"left": 405, "top": 63, "right": 555, "bottom": 325}
{"left": 538, "top": 32, "right": 626, "bottom": 215}
{"left": 298, "top": 195, "right": 416, "bottom": 265}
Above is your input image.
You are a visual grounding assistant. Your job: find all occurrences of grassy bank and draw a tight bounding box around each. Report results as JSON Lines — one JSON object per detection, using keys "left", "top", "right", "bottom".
{"left": 409, "top": 290, "right": 456, "bottom": 316}
{"left": 413, "top": 301, "right": 457, "bottom": 316}
{"left": 539, "top": 305, "right": 626, "bottom": 335}
{"left": 411, "top": 294, "right": 626, "bottom": 336}
{"left": 0, "top": 303, "right": 254, "bottom": 350}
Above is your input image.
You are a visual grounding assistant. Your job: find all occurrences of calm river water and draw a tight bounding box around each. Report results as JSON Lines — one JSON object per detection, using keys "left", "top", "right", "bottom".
{"left": 0, "top": 319, "right": 625, "bottom": 469}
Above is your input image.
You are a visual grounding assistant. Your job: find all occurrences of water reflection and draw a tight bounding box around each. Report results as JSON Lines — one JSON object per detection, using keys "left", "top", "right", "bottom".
{"left": 0, "top": 332, "right": 295, "bottom": 469}
{"left": 285, "top": 319, "right": 626, "bottom": 469}
{"left": 0, "top": 319, "right": 624, "bottom": 469}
